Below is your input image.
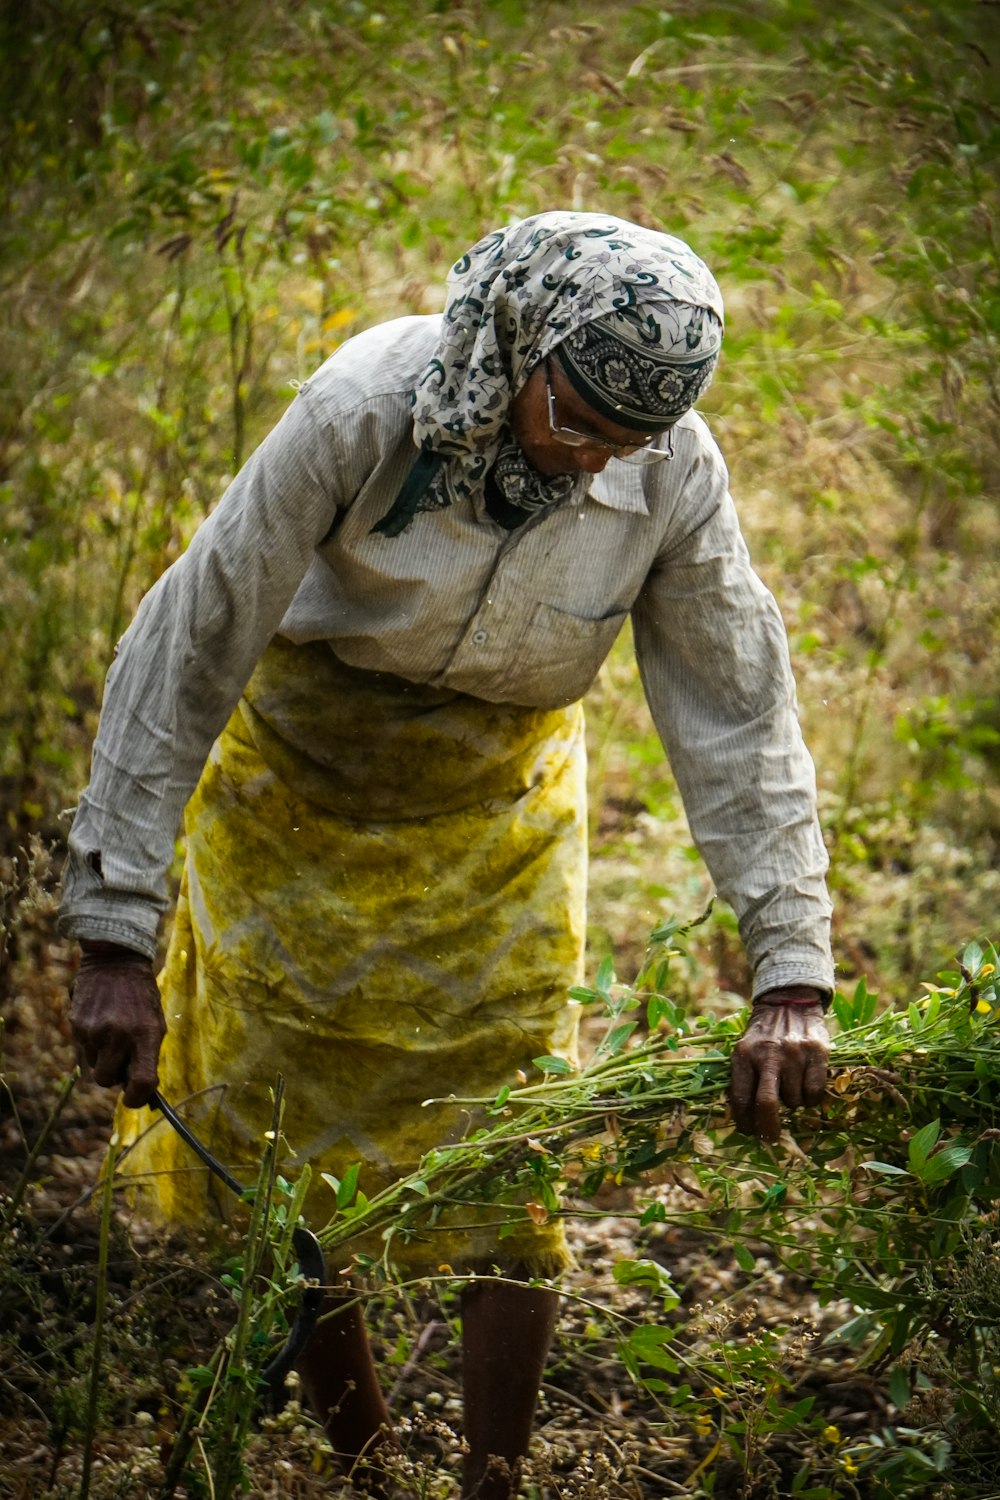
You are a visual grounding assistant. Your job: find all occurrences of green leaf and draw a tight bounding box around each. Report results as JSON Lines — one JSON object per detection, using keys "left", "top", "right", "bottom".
{"left": 341, "top": 1188, "right": 370, "bottom": 1220}
{"left": 595, "top": 953, "right": 615, "bottom": 998}
{"left": 833, "top": 1311, "right": 877, "bottom": 1348}
{"left": 860, "top": 1160, "right": 910, "bottom": 1176}
{"left": 580, "top": 1168, "right": 605, "bottom": 1197}
{"left": 568, "top": 985, "right": 602, "bottom": 1005}
{"left": 533, "top": 1055, "right": 572, "bottom": 1075}
{"left": 649, "top": 916, "right": 686, "bottom": 946}
{"left": 624, "top": 1322, "right": 681, "bottom": 1372}
{"left": 832, "top": 977, "right": 879, "bottom": 1029}
{"left": 907, "top": 1119, "right": 942, "bottom": 1173}
{"left": 336, "top": 1162, "right": 361, "bottom": 1210}
{"left": 733, "top": 1242, "right": 756, "bottom": 1272}
{"left": 961, "top": 940, "right": 985, "bottom": 975}
{"left": 646, "top": 993, "right": 678, "bottom": 1029}
{"left": 919, "top": 1143, "right": 972, "bottom": 1185}
{"left": 613, "top": 1258, "right": 680, "bottom": 1307}
{"left": 600, "top": 1019, "right": 638, "bottom": 1057}
{"left": 856, "top": 979, "right": 879, "bottom": 1023}
{"left": 889, "top": 1364, "right": 911, "bottom": 1409}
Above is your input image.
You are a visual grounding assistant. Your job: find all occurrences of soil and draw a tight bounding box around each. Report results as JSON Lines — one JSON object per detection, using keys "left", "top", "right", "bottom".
{"left": 1, "top": 896, "right": 888, "bottom": 1499}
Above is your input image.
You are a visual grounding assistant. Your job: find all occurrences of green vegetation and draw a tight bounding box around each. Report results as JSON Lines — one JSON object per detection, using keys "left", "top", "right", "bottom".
{"left": 1, "top": 0, "right": 998, "bottom": 1494}
{"left": 317, "top": 932, "right": 1000, "bottom": 1494}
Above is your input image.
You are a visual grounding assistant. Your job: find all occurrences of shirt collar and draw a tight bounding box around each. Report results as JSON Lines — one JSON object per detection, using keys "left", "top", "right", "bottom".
{"left": 586, "top": 467, "right": 651, "bottom": 517}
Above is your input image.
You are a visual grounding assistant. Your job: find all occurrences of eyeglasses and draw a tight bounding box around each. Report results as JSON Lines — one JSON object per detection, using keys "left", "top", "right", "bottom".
{"left": 544, "top": 363, "right": 675, "bottom": 464}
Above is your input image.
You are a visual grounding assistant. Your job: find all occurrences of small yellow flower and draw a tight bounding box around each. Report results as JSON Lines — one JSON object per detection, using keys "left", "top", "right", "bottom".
{"left": 323, "top": 308, "right": 358, "bottom": 333}
{"left": 843, "top": 1455, "right": 859, "bottom": 1475}
{"left": 981, "top": 964, "right": 996, "bottom": 977}
{"left": 822, "top": 1424, "right": 841, "bottom": 1444}
{"left": 977, "top": 999, "right": 993, "bottom": 1015}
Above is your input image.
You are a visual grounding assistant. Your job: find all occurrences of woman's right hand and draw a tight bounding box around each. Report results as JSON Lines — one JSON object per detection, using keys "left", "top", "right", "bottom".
{"left": 71, "top": 941, "right": 166, "bottom": 1108}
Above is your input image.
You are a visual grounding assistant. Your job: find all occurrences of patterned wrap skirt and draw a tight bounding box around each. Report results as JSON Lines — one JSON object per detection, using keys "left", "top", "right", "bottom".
{"left": 115, "top": 637, "right": 587, "bottom": 1276}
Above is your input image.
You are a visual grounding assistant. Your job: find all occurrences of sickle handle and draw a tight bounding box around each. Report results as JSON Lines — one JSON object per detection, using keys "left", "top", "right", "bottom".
{"left": 149, "top": 1088, "right": 326, "bottom": 1408}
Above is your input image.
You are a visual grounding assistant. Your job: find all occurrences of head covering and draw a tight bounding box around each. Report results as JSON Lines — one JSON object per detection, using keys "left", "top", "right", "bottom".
{"left": 376, "top": 212, "right": 724, "bottom": 535}
{"left": 553, "top": 301, "right": 722, "bottom": 432}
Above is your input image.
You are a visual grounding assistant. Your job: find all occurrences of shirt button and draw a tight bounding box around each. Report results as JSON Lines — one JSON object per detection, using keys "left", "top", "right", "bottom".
{"left": 470, "top": 628, "right": 488, "bottom": 646}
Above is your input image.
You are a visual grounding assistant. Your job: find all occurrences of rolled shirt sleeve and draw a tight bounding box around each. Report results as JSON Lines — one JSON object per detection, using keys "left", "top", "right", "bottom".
{"left": 632, "top": 440, "right": 834, "bottom": 998}
{"left": 59, "top": 386, "right": 341, "bottom": 956}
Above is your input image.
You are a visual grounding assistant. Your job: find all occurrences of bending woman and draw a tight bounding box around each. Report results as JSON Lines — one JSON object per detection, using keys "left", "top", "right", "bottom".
{"left": 63, "top": 211, "right": 834, "bottom": 1498}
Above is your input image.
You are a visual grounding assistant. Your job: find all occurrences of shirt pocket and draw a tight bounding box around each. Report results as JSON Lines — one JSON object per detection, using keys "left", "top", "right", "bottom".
{"left": 504, "top": 601, "right": 630, "bottom": 706}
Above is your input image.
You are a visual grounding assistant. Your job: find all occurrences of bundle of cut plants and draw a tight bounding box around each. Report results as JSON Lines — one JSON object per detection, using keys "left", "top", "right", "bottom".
{"left": 313, "top": 936, "right": 1000, "bottom": 1311}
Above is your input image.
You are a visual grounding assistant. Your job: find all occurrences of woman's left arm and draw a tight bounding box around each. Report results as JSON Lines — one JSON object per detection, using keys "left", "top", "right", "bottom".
{"left": 631, "top": 433, "right": 834, "bottom": 1133}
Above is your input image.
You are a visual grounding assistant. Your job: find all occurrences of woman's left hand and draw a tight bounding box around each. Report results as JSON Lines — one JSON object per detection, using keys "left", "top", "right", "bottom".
{"left": 729, "top": 989, "right": 830, "bottom": 1141}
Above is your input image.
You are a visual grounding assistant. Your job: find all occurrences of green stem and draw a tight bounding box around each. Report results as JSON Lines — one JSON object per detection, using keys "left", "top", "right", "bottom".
{"left": 211, "top": 1081, "right": 285, "bottom": 1500}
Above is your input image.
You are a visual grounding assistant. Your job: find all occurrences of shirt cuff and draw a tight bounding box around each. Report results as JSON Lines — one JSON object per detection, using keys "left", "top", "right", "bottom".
{"left": 750, "top": 961, "right": 834, "bottom": 1005}
{"left": 57, "top": 903, "right": 160, "bottom": 962}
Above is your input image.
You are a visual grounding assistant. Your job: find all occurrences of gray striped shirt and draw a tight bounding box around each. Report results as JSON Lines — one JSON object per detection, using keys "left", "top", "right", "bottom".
{"left": 58, "top": 315, "right": 834, "bottom": 998}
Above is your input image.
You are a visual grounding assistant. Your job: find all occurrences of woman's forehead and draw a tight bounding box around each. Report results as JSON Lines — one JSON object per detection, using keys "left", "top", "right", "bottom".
{"left": 549, "top": 358, "right": 660, "bottom": 443}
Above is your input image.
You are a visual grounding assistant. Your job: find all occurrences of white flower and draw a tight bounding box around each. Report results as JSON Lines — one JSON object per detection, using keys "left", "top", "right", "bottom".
{"left": 603, "top": 359, "right": 633, "bottom": 392}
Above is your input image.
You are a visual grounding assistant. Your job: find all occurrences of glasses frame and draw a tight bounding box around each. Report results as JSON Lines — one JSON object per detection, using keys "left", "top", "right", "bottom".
{"left": 544, "top": 362, "right": 675, "bottom": 463}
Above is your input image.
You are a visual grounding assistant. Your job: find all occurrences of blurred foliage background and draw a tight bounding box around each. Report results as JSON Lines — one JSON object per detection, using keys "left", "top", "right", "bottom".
{"left": 1, "top": 4, "right": 999, "bottom": 1495}
{"left": 1, "top": 0, "right": 997, "bottom": 1000}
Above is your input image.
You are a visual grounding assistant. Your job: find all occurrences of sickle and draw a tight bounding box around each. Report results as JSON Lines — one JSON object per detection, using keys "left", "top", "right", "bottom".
{"left": 149, "top": 1089, "right": 325, "bottom": 1410}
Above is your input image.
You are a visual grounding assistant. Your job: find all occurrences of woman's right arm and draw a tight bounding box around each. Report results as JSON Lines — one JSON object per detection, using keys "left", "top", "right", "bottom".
{"left": 58, "top": 385, "right": 341, "bottom": 958}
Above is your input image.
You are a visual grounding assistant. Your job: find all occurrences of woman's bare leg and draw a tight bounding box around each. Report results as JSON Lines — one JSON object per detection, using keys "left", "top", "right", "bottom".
{"left": 296, "top": 1288, "right": 395, "bottom": 1496}
{"left": 460, "top": 1267, "right": 559, "bottom": 1500}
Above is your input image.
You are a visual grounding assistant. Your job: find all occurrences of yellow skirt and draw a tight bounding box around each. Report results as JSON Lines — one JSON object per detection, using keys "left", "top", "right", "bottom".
{"left": 116, "top": 639, "right": 586, "bottom": 1275}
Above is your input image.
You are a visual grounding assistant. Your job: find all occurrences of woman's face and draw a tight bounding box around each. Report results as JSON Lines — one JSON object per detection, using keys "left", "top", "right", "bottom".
{"left": 510, "top": 358, "right": 661, "bottom": 477}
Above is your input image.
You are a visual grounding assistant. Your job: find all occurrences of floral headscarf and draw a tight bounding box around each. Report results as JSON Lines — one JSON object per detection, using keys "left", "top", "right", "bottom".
{"left": 554, "top": 301, "right": 721, "bottom": 432}
{"left": 374, "top": 211, "right": 724, "bottom": 536}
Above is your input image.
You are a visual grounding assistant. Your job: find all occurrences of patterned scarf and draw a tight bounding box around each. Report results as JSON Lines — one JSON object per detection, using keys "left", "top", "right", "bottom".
{"left": 375, "top": 211, "right": 724, "bottom": 535}
{"left": 555, "top": 301, "right": 722, "bottom": 431}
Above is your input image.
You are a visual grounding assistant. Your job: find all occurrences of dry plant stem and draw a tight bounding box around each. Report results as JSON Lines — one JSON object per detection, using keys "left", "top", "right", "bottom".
{"left": 1, "top": 1066, "right": 77, "bottom": 1228}
{"left": 210, "top": 1080, "right": 287, "bottom": 1500}
{"left": 828, "top": 473, "right": 932, "bottom": 866}
{"left": 229, "top": 1082, "right": 283, "bottom": 1371}
{"left": 157, "top": 1346, "right": 225, "bottom": 1500}
{"left": 78, "top": 1128, "right": 117, "bottom": 1500}
{"left": 385, "top": 1315, "right": 444, "bottom": 1408}
{"left": 105, "top": 267, "right": 187, "bottom": 656}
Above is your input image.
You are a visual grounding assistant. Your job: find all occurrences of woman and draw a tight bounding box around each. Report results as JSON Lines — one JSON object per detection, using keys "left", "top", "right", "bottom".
{"left": 63, "top": 211, "right": 834, "bottom": 1497}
